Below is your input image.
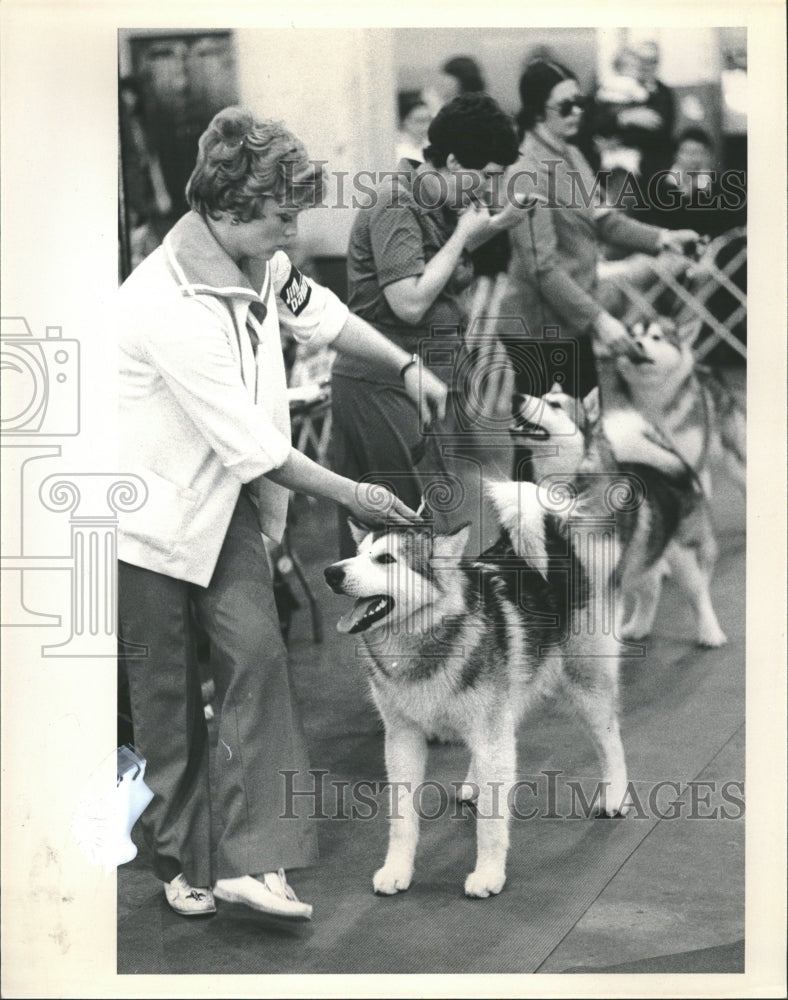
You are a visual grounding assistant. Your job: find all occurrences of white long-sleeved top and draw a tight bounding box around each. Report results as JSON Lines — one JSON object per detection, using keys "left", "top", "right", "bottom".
{"left": 117, "top": 211, "right": 348, "bottom": 586}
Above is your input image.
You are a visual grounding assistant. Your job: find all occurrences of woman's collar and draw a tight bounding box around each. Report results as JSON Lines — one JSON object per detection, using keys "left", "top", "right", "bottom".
{"left": 531, "top": 123, "right": 569, "bottom": 156}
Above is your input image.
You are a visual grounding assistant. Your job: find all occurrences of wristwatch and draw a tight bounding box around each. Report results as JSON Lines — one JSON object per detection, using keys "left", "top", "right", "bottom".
{"left": 399, "top": 353, "right": 419, "bottom": 380}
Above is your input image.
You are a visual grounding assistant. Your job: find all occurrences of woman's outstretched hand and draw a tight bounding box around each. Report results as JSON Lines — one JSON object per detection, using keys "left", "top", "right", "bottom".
{"left": 345, "top": 482, "right": 426, "bottom": 530}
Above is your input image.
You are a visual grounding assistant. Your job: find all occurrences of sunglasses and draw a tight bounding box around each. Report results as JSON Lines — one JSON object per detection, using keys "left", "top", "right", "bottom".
{"left": 547, "top": 96, "right": 588, "bottom": 117}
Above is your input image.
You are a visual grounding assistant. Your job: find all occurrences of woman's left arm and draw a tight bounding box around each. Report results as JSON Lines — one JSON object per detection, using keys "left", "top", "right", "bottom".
{"left": 596, "top": 208, "right": 699, "bottom": 256}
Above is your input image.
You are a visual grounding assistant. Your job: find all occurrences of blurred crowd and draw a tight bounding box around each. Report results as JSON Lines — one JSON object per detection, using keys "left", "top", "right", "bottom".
{"left": 395, "top": 42, "right": 746, "bottom": 238}
{"left": 388, "top": 40, "right": 747, "bottom": 397}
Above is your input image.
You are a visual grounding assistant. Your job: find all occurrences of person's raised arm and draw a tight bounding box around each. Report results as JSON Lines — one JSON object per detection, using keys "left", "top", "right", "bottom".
{"left": 464, "top": 192, "right": 548, "bottom": 252}
{"left": 382, "top": 203, "right": 491, "bottom": 325}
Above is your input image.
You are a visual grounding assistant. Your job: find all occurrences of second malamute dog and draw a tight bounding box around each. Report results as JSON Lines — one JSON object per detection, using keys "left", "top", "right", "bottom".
{"left": 324, "top": 481, "right": 630, "bottom": 900}
{"left": 512, "top": 382, "right": 727, "bottom": 647}
{"left": 612, "top": 318, "right": 746, "bottom": 494}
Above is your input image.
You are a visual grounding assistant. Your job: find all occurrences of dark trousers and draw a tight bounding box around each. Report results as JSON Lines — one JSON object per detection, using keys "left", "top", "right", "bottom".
{"left": 330, "top": 374, "right": 460, "bottom": 558}
{"left": 118, "top": 491, "right": 318, "bottom": 886}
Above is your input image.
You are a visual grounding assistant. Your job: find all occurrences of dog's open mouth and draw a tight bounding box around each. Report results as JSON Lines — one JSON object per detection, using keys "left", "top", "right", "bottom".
{"left": 626, "top": 354, "right": 656, "bottom": 366}
{"left": 338, "top": 595, "right": 395, "bottom": 634}
{"left": 509, "top": 419, "right": 548, "bottom": 439}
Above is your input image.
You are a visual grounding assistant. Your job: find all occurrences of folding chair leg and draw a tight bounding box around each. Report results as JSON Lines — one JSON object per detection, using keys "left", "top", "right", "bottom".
{"left": 280, "top": 528, "right": 323, "bottom": 644}
{"left": 288, "top": 546, "right": 323, "bottom": 644}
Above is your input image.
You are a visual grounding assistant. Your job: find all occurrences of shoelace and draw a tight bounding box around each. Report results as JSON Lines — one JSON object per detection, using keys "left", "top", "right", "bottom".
{"left": 262, "top": 868, "right": 298, "bottom": 901}
{"left": 171, "top": 874, "right": 209, "bottom": 901}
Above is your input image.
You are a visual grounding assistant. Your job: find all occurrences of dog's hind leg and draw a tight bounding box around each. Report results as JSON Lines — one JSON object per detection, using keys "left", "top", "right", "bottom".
{"left": 373, "top": 718, "right": 428, "bottom": 896}
{"left": 620, "top": 564, "right": 664, "bottom": 641}
{"left": 464, "top": 716, "right": 517, "bottom": 898}
{"left": 564, "top": 657, "right": 630, "bottom": 817}
{"left": 693, "top": 509, "right": 719, "bottom": 581}
{"left": 665, "top": 542, "right": 727, "bottom": 647}
{"left": 457, "top": 759, "right": 480, "bottom": 804}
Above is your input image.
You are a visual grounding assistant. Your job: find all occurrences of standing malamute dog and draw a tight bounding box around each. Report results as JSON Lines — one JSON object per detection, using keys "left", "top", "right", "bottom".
{"left": 324, "top": 481, "right": 630, "bottom": 899}
{"left": 612, "top": 318, "right": 746, "bottom": 494}
{"left": 512, "top": 381, "right": 727, "bottom": 646}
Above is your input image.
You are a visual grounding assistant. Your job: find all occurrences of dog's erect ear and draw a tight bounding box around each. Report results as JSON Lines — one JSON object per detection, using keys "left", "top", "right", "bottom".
{"left": 582, "top": 386, "right": 601, "bottom": 429}
{"left": 675, "top": 318, "right": 700, "bottom": 345}
{"left": 431, "top": 521, "right": 471, "bottom": 561}
{"left": 347, "top": 517, "right": 369, "bottom": 548}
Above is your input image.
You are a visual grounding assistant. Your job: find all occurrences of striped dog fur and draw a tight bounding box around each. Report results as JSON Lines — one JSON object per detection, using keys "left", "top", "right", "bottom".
{"left": 513, "top": 374, "right": 727, "bottom": 647}
{"left": 324, "top": 480, "right": 629, "bottom": 899}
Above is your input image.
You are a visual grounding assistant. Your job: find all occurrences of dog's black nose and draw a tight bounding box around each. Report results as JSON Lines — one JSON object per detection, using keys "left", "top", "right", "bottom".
{"left": 324, "top": 564, "right": 345, "bottom": 590}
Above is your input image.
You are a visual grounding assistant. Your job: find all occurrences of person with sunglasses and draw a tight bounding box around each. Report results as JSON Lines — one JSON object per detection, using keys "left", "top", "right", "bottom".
{"left": 497, "top": 58, "right": 698, "bottom": 435}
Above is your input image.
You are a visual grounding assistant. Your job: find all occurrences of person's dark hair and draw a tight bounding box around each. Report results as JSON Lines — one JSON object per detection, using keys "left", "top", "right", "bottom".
{"left": 423, "top": 93, "right": 518, "bottom": 169}
{"left": 674, "top": 126, "right": 713, "bottom": 151}
{"left": 515, "top": 58, "right": 577, "bottom": 140}
{"left": 442, "top": 55, "right": 486, "bottom": 94}
{"left": 398, "top": 89, "right": 428, "bottom": 126}
{"left": 186, "top": 106, "right": 324, "bottom": 221}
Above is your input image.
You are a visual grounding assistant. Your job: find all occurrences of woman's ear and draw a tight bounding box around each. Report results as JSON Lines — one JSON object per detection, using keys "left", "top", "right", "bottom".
{"left": 445, "top": 152, "right": 461, "bottom": 173}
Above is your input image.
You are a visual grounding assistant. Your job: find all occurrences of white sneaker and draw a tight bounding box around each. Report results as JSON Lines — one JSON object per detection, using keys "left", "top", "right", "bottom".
{"left": 214, "top": 870, "right": 313, "bottom": 920}
{"left": 163, "top": 873, "right": 216, "bottom": 917}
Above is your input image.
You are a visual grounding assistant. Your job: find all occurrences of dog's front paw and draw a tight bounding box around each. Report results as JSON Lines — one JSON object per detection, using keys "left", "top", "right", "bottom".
{"left": 464, "top": 867, "right": 506, "bottom": 898}
{"left": 697, "top": 625, "right": 727, "bottom": 648}
{"left": 599, "top": 784, "right": 633, "bottom": 817}
{"left": 373, "top": 863, "right": 413, "bottom": 895}
{"left": 598, "top": 800, "right": 631, "bottom": 818}
{"left": 620, "top": 621, "right": 650, "bottom": 642}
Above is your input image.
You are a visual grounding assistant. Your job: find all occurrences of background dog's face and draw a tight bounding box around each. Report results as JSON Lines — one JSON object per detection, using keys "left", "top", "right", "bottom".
{"left": 619, "top": 319, "right": 689, "bottom": 380}
{"left": 511, "top": 385, "right": 582, "bottom": 441}
{"left": 510, "top": 385, "right": 590, "bottom": 481}
{"left": 324, "top": 523, "right": 470, "bottom": 635}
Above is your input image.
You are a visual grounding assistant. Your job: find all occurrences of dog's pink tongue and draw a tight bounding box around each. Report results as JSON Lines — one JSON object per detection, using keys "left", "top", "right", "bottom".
{"left": 337, "top": 598, "right": 374, "bottom": 634}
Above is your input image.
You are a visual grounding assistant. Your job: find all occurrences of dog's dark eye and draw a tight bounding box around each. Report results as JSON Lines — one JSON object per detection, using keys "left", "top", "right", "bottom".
{"left": 547, "top": 400, "right": 562, "bottom": 409}
{"left": 376, "top": 553, "right": 395, "bottom": 564}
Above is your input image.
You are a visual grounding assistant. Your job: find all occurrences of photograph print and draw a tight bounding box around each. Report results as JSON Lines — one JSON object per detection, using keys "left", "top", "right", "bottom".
{"left": 114, "top": 23, "right": 750, "bottom": 978}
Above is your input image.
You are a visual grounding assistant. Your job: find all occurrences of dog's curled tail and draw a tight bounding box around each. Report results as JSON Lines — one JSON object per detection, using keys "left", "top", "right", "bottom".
{"left": 484, "top": 480, "right": 573, "bottom": 580}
